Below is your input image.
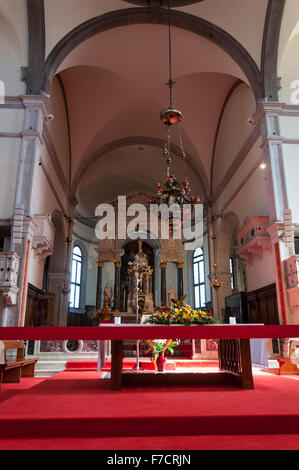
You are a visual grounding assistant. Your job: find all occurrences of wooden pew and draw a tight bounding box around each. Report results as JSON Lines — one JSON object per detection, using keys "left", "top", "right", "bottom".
{"left": 0, "top": 341, "right": 39, "bottom": 390}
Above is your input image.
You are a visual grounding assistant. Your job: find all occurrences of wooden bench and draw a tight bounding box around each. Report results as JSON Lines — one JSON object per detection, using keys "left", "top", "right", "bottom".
{"left": 277, "top": 340, "right": 299, "bottom": 375}
{"left": 0, "top": 341, "right": 39, "bottom": 390}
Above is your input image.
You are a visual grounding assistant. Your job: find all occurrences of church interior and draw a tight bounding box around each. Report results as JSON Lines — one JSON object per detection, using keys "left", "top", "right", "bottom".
{"left": 0, "top": 0, "right": 299, "bottom": 451}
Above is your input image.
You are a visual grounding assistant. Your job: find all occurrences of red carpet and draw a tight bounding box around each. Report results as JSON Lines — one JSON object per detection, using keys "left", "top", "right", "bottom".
{"left": 65, "top": 359, "right": 218, "bottom": 371}
{"left": 0, "top": 377, "right": 46, "bottom": 404}
{"left": 1, "top": 434, "right": 299, "bottom": 450}
{"left": 0, "top": 369, "right": 299, "bottom": 447}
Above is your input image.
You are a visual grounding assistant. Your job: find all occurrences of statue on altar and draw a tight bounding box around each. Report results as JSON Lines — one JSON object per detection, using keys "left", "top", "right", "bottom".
{"left": 104, "top": 282, "right": 113, "bottom": 304}
{"left": 168, "top": 285, "right": 177, "bottom": 308}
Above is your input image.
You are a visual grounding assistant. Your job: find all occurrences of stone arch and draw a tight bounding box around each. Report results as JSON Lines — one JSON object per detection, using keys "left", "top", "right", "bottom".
{"left": 41, "top": 7, "right": 264, "bottom": 101}
{"left": 261, "top": 0, "right": 286, "bottom": 101}
{"left": 72, "top": 136, "right": 209, "bottom": 202}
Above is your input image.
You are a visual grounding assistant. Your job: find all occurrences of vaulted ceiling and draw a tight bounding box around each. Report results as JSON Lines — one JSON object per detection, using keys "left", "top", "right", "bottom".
{"left": 3, "top": 0, "right": 293, "bottom": 219}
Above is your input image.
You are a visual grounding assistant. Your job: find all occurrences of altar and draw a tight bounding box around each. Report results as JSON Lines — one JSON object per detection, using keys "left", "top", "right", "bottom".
{"left": 103, "top": 324, "right": 257, "bottom": 391}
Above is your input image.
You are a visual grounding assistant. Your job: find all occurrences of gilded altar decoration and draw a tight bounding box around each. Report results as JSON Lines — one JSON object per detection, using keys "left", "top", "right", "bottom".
{"left": 147, "top": 298, "right": 219, "bottom": 326}
{"left": 94, "top": 300, "right": 113, "bottom": 323}
{"left": 127, "top": 240, "right": 154, "bottom": 316}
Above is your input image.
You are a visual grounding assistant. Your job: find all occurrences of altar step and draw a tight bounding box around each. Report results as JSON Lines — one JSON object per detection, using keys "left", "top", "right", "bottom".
{"left": 1, "top": 370, "right": 299, "bottom": 440}
{"left": 123, "top": 340, "right": 193, "bottom": 359}
{"left": 34, "top": 353, "right": 98, "bottom": 377}
{"left": 65, "top": 359, "right": 219, "bottom": 372}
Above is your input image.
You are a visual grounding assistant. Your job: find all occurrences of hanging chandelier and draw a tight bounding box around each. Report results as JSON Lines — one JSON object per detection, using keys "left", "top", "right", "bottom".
{"left": 149, "top": 0, "right": 200, "bottom": 210}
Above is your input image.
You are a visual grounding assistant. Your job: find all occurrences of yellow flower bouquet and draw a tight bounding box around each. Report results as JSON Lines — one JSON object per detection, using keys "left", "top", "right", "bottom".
{"left": 147, "top": 299, "right": 219, "bottom": 326}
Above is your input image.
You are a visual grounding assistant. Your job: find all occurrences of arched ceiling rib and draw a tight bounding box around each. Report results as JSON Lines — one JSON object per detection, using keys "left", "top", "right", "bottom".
{"left": 42, "top": 7, "right": 264, "bottom": 100}
{"left": 50, "top": 22, "right": 254, "bottom": 216}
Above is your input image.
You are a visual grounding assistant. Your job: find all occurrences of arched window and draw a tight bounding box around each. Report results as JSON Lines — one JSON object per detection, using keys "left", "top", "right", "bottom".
{"left": 70, "top": 246, "right": 82, "bottom": 309}
{"left": 193, "top": 248, "right": 206, "bottom": 309}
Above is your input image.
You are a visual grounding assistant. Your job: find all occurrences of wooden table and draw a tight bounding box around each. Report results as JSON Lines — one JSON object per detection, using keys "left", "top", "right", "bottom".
{"left": 2, "top": 325, "right": 299, "bottom": 391}
{"left": 110, "top": 336, "right": 254, "bottom": 391}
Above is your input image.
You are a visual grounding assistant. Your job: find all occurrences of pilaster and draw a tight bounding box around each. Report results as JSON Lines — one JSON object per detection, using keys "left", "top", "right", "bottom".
{"left": 257, "top": 102, "right": 288, "bottom": 224}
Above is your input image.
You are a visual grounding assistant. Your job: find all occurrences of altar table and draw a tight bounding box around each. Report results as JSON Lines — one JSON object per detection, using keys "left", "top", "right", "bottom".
{"left": 1, "top": 325, "right": 299, "bottom": 391}
{"left": 110, "top": 336, "right": 254, "bottom": 390}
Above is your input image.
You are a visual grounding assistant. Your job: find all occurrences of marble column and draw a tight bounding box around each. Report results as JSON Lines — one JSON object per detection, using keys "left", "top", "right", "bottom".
{"left": 177, "top": 260, "right": 184, "bottom": 299}
{"left": 113, "top": 259, "right": 121, "bottom": 312}
{"left": 160, "top": 261, "right": 168, "bottom": 307}
{"left": 96, "top": 259, "right": 104, "bottom": 311}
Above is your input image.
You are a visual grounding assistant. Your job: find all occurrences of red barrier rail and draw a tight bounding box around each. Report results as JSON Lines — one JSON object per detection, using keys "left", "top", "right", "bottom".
{"left": 0, "top": 325, "right": 299, "bottom": 340}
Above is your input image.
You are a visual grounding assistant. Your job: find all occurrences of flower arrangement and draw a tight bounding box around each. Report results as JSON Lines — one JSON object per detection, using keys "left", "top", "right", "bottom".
{"left": 149, "top": 339, "right": 178, "bottom": 357}
{"left": 147, "top": 299, "right": 219, "bottom": 326}
{"left": 144, "top": 339, "right": 179, "bottom": 372}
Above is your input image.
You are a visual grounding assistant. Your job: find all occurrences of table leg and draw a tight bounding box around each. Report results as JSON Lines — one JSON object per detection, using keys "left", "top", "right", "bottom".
{"left": 110, "top": 340, "right": 123, "bottom": 391}
{"left": 240, "top": 339, "right": 254, "bottom": 389}
{"left": 218, "top": 339, "right": 254, "bottom": 389}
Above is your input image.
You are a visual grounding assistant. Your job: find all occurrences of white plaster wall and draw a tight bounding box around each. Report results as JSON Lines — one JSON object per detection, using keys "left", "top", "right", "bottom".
{"left": 30, "top": 158, "right": 61, "bottom": 216}
{"left": 0, "top": 137, "right": 20, "bottom": 219}
{"left": 0, "top": 108, "right": 24, "bottom": 133}
{"left": 278, "top": 0, "right": 299, "bottom": 75}
{"left": 48, "top": 77, "right": 71, "bottom": 183}
{"left": 177, "top": 0, "right": 268, "bottom": 68}
{"left": 213, "top": 83, "right": 256, "bottom": 191}
{"left": 30, "top": 144, "right": 69, "bottom": 216}
{"left": 28, "top": 255, "right": 45, "bottom": 291}
{"left": 214, "top": 146, "right": 275, "bottom": 295}
{"left": 0, "top": 0, "right": 28, "bottom": 95}
{"left": 279, "top": 115, "right": 299, "bottom": 140}
{"left": 0, "top": 109, "right": 24, "bottom": 219}
{"left": 282, "top": 143, "right": 299, "bottom": 224}
{"left": 279, "top": 32, "right": 299, "bottom": 104}
{"left": 214, "top": 138, "right": 265, "bottom": 219}
{"left": 245, "top": 251, "right": 276, "bottom": 292}
{"left": 45, "top": 0, "right": 129, "bottom": 56}
{"left": 221, "top": 166, "right": 269, "bottom": 224}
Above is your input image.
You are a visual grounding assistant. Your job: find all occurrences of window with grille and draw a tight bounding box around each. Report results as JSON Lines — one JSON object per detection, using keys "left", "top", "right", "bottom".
{"left": 193, "top": 247, "right": 206, "bottom": 309}
{"left": 70, "top": 246, "right": 82, "bottom": 309}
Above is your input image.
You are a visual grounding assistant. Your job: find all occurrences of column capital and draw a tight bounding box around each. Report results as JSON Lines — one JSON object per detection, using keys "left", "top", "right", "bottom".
{"left": 114, "top": 259, "right": 121, "bottom": 268}
{"left": 97, "top": 258, "right": 104, "bottom": 268}
{"left": 177, "top": 260, "right": 184, "bottom": 269}
{"left": 160, "top": 260, "right": 168, "bottom": 269}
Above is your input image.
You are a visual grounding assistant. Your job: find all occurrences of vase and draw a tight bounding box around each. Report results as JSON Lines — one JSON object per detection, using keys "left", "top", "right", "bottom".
{"left": 157, "top": 352, "right": 166, "bottom": 372}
